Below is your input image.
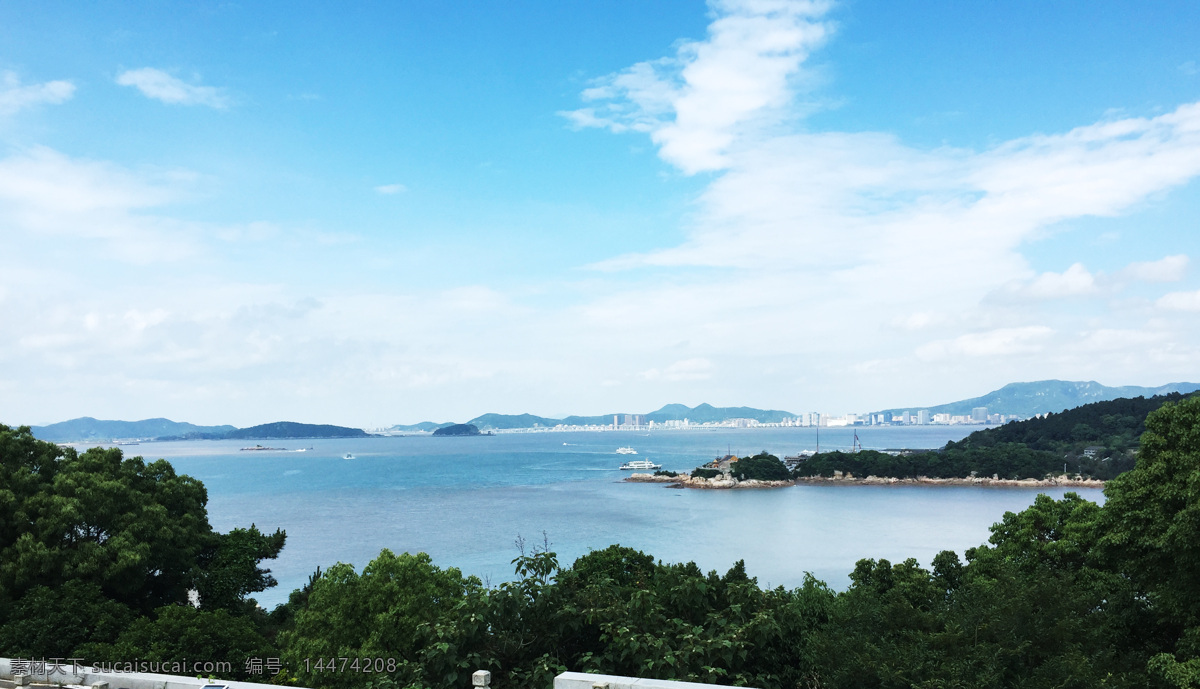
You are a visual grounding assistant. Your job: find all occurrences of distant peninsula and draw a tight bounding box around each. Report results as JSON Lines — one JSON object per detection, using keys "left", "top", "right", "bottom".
{"left": 432, "top": 423, "right": 482, "bottom": 437}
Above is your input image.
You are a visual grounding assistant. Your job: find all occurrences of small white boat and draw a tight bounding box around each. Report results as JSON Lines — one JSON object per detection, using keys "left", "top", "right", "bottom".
{"left": 343, "top": 453, "right": 355, "bottom": 460}
{"left": 616, "top": 447, "right": 638, "bottom": 455}
{"left": 620, "top": 459, "right": 662, "bottom": 470}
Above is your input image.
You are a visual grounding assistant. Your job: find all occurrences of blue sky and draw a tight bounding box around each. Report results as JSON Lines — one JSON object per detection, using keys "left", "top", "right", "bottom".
{"left": 2, "top": 0, "right": 1199, "bottom": 427}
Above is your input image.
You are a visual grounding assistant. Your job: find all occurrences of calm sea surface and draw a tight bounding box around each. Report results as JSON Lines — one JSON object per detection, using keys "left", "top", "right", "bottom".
{"left": 116, "top": 426, "right": 1104, "bottom": 607}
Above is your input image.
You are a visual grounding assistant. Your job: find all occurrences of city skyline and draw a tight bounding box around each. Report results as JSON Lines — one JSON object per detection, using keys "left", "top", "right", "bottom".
{"left": 3, "top": 1, "right": 1200, "bottom": 427}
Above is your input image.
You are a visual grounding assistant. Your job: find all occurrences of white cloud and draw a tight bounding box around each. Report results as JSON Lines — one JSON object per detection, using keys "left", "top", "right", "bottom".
{"left": 1004, "top": 263, "right": 1099, "bottom": 300}
{"left": 0, "top": 146, "right": 199, "bottom": 262}
{"left": 995, "top": 255, "right": 1189, "bottom": 303}
{"left": 593, "top": 101, "right": 1200, "bottom": 275}
{"left": 916, "top": 327, "right": 1055, "bottom": 362}
{"left": 1121, "top": 254, "right": 1189, "bottom": 282}
{"left": 0, "top": 71, "right": 75, "bottom": 115}
{"left": 116, "top": 68, "right": 229, "bottom": 108}
{"left": 640, "top": 358, "right": 714, "bottom": 381}
{"left": 562, "top": 0, "right": 833, "bottom": 174}
{"left": 1157, "top": 289, "right": 1200, "bottom": 312}
{"left": 891, "top": 312, "right": 948, "bottom": 331}
{"left": 1077, "top": 328, "right": 1166, "bottom": 352}
{"left": 374, "top": 183, "right": 408, "bottom": 195}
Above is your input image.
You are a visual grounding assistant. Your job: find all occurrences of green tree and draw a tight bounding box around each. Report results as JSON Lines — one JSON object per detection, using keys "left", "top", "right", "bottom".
{"left": 0, "top": 424, "right": 287, "bottom": 662}
{"left": 0, "top": 581, "right": 134, "bottom": 658}
{"left": 279, "top": 549, "right": 477, "bottom": 689}
{"left": 80, "top": 605, "right": 275, "bottom": 680}
{"left": 0, "top": 427, "right": 211, "bottom": 614}
{"left": 730, "top": 452, "right": 790, "bottom": 481}
{"left": 197, "top": 525, "right": 287, "bottom": 614}
{"left": 1099, "top": 396, "right": 1200, "bottom": 682}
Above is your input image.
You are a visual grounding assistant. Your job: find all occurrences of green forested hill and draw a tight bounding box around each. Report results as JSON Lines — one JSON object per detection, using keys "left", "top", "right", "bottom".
{"left": 955, "top": 392, "right": 1196, "bottom": 452}
{"left": 226, "top": 422, "right": 370, "bottom": 439}
{"left": 796, "top": 393, "right": 1197, "bottom": 481}
{"left": 432, "top": 423, "right": 482, "bottom": 436}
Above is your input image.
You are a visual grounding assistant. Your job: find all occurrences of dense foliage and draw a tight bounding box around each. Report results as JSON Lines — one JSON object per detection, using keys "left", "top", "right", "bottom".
{"left": 6, "top": 396, "right": 1200, "bottom": 688}
{"left": 432, "top": 423, "right": 482, "bottom": 437}
{"left": 958, "top": 392, "right": 1195, "bottom": 455}
{"left": 729, "top": 452, "right": 791, "bottom": 481}
{"left": 225, "top": 422, "right": 370, "bottom": 439}
{"left": 791, "top": 445, "right": 1131, "bottom": 481}
{"left": 0, "top": 424, "right": 285, "bottom": 677}
{"left": 791, "top": 393, "right": 1197, "bottom": 482}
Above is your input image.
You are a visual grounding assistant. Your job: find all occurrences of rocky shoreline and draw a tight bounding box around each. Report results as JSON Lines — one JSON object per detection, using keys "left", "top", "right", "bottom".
{"left": 624, "top": 473, "right": 794, "bottom": 489}
{"left": 794, "top": 474, "right": 1105, "bottom": 488}
{"left": 626, "top": 473, "right": 1105, "bottom": 489}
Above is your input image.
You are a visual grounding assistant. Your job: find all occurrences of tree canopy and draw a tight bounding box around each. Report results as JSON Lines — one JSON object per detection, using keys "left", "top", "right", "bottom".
{"left": 729, "top": 451, "right": 791, "bottom": 481}
{"left": 0, "top": 424, "right": 285, "bottom": 674}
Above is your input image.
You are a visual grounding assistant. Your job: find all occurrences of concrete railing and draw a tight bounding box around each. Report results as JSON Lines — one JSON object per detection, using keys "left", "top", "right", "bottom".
{"left": 554, "top": 671, "right": 758, "bottom": 689}
{"left": 0, "top": 658, "right": 304, "bottom": 689}
{"left": 4, "top": 659, "right": 752, "bottom": 689}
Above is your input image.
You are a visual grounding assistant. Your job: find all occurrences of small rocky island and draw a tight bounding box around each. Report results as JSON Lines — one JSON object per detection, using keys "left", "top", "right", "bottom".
{"left": 432, "top": 423, "right": 483, "bottom": 437}
{"left": 626, "top": 451, "right": 794, "bottom": 489}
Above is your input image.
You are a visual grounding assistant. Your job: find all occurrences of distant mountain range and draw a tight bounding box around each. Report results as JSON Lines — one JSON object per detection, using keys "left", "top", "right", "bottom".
{"left": 24, "top": 380, "right": 1200, "bottom": 441}
{"left": 29, "top": 417, "right": 237, "bottom": 442}
{"left": 391, "top": 402, "right": 800, "bottom": 432}
{"left": 876, "top": 380, "right": 1200, "bottom": 419}
{"left": 29, "top": 418, "right": 368, "bottom": 442}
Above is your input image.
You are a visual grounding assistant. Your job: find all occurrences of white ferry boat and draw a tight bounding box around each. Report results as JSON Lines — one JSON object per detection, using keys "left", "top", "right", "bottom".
{"left": 619, "top": 459, "right": 662, "bottom": 470}
{"left": 616, "top": 447, "right": 638, "bottom": 455}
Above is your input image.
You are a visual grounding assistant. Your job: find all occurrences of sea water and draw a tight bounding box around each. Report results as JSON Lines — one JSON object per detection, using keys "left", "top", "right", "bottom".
{"left": 122, "top": 426, "right": 1105, "bottom": 607}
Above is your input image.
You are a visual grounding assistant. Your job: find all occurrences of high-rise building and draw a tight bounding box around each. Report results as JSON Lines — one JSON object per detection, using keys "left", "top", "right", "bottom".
{"left": 971, "top": 407, "right": 988, "bottom": 423}
{"left": 917, "top": 410, "right": 930, "bottom": 425}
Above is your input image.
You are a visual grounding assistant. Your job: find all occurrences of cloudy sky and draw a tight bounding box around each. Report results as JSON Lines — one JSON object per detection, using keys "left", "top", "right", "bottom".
{"left": 2, "top": 1, "right": 1199, "bottom": 428}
